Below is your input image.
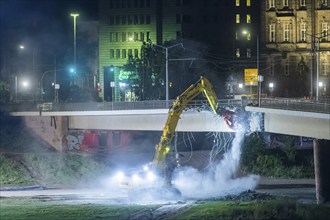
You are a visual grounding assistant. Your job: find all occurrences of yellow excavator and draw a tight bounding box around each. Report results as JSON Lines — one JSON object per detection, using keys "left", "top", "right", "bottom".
{"left": 118, "top": 76, "right": 236, "bottom": 198}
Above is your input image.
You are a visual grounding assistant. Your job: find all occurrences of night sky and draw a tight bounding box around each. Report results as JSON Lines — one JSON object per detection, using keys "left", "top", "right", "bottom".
{"left": 0, "top": 0, "right": 98, "bottom": 56}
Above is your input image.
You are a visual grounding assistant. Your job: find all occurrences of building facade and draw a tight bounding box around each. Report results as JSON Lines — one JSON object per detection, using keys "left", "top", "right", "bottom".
{"left": 261, "top": 0, "right": 330, "bottom": 98}
{"left": 98, "top": 0, "right": 260, "bottom": 101}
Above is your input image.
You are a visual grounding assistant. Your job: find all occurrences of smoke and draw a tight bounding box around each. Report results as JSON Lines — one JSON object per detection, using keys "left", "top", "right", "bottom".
{"left": 171, "top": 130, "right": 260, "bottom": 199}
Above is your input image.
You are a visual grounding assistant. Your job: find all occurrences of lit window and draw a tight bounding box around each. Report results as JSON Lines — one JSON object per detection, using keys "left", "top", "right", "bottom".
{"left": 269, "top": 0, "right": 275, "bottom": 8}
{"left": 236, "top": 14, "right": 240, "bottom": 23}
{"left": 269, "top": 24, "right": 276, "bottom": 42}
{"left": 247, "top": 14, "right": 251, "bottom": 23}
{"left": 321, "top": 0, "right": 327, "bottom": 6}
{"left": 236, "top": 32, "right": 239, "bottom": 40}
{"left": 247, "top": 48, "right": 251, "bottom": 58}
{"left": 246, "top": 32, "right": 251, "bottom": 41}
{"left": 300, "top": 0, "right": 306, "bottom": 7}
{"left": 236, "top": 48, "right": 240, "bottom": 58}
{"left": 322, "top": 23, "right": 328, "bottom": 41}
{"left": 236, "top": 0, "right": 240, "bottom": 6}
{"left": 300, "top": 22, "right": 306, "bottom": 42}
{"left": 321, "top": 62, "right": 328, "bottom": 76}
{"left": 247, "top": 0, "right": 251, "bottom": 6}
{"left": 283, "top": 23, "right": 290, "bottom": 42}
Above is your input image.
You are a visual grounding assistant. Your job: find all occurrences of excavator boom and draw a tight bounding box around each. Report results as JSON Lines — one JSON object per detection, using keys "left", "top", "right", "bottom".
{"left": 152, "top": 76, "right": 226, "bottom": 168}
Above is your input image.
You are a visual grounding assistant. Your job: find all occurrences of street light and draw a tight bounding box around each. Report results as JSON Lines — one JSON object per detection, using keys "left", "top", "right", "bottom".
{"left": 242, "top": 30, "right": 260, "bottom": 106}
{"left": 152, "top": 43, "right": 183, "bottom": 106}
{"left": 70, "top": 13, "right": 79, "bottom": 84}
{"left": 269, "top": 82, "right": 274, "bottom": 97}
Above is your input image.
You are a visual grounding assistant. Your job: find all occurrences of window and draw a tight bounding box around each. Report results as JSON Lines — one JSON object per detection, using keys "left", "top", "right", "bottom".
{"left": 283, "top": 0, "right": 289, "bottom": 7}
{"left": 321, "top": 0, "right": 328, "bottom": 6}
{"left": 128, "top": 15, "right": 132, "bottom": 24}
{"left": 236, "top": 0, "right": 240, "bottom": 6}
{"left": 146, "top": 32, "right": 150, "bottom": 41}
{"left": 140, "top": 32, "right": 144, "bottom": 41}
{"left": 269, "top": 0, "right": 275, "bottom": 8}
{"left": 128, "top": 32, "right": 132, "bottom": 41}
{"left": 121, "top": 15, "right": 127, "bottom": 25}
{"left": 146, "top": 0, "right": 150, "bottom": 7}
{"left": 236, "top": 48, "right": 240, "bottom": 58}
{"left": 110, "top": 32, "right": 118, "bottom": 42}
{"left": 134, "top": 32, "right": 138, "bottom": 41}
{"left": 110, "top": 49, "right": 114, "bottom": 59}
{"left": 247, "top": 0, "right": 251, "bottom": 6}
{"left": 128, "top": 49, "right": 132, "bottom": 57}
{"left": 321, "top": 62, "right": 328, "bottom": 76}
{"left": 247, "top": 14, "right": 251, "bottom": 23}
{"left": 116, "top": 49, "right": 120, "bottom": 59}
{"left": 285, "top": 60, "right": 290, "bottom": 76}
{"left": 146, "top": 15, "right": 151, "bottom": 24}
{"left": 122, "top": 49, "right": 126, "bottom": 59}
{"left": 246, "top": 32, "right": 251, "bottom": 41}
{"left": 140, "top": 15, "right": 145, "bottom": 24}
{"left": 300, "top": 22, "right": 306, "bottom": 42}
{"left": 122, "top": 32, "right": 126, "bottom": 42}
{"left": 269, "top": 24, "right": 276, "bottom": 42}
{"left": 300, "top": 0, "right": 306, "bottom": 7}
{"left": 109, "top": 16, "right": 114, "bottom": 25}
{"left": 236, "top": 14, "right": 240, "bottom": 23}
{"left": 116, "top": 15, "right": 120, "bottom": 25}
{"left": 247, "top": 48, "right": 251, "bottom": 58}
{"left": 322, "top": 22, "right": 328, "bottom": 41}
{"left": 134, "top": 49, "right": 139, "bottom": 58}
{"left": 134, "top": 15, "right": 138, "bottom": 24}
{"left": 283, "top": 23, "right": 290, "bottom": 42}
{"left": 115, "top": 32, "right": 119, "bottom": 42}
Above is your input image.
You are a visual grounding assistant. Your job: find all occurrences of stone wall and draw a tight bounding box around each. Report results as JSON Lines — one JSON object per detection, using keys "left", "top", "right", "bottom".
{"left": 23, "top": 116, "right": 68, "bottom": 151}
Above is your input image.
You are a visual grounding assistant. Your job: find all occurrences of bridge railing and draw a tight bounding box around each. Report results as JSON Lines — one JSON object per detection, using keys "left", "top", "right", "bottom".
{"left": 0, "top": 99, "right": 244, "bottom": 112}
{"left": 260, "top": 98, "right": 329, "bottom": 114}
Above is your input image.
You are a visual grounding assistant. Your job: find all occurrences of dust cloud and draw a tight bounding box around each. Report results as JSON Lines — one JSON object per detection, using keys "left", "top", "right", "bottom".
{"left": 172, "top": 130, "right": 260, "bottom": 199}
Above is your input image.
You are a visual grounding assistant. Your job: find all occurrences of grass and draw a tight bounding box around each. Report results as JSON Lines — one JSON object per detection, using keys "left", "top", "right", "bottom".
{"left": 0, "top": 153, "right": 110, "bottom": 188}
{"left": 169, "top": 199, "right": 330, "bottom": 220}
{"left": 0, "top": 197, "right": 160, "bottom": 220}
{"left": 1, "top": 197, "right": 330, "bottom": 220}
{"left": 0, "top": 154, "right": 36, "bottom": 186}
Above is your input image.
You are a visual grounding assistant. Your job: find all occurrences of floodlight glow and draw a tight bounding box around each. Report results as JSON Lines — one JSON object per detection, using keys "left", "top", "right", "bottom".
{"left": 22, "top": 81, "right": 29, "bottom": 88}
{"left": 147, "top": 171, "right": 156, "bottom": 181}
{"left": 319, "top": 82, "right": 323, "bottom": 87}
{"left": 115, "top": 171, "right": 124, "bottom": 180}
{"left": 269, "top": 83, "right": 274, "bottom": 88}
{"left": 238, "top": 83, "right": 243, "bottom": 88}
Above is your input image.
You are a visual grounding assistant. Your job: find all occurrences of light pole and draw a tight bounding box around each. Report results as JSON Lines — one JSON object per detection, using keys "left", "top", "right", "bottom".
{"left": 243, "top": 30, "right": 260, "bottom": 106}
{"left": 305, "top": 32, "right": 329, "bottom": 101}
{"left": 70, "top": 13, "right": 79, "bottom": 84}
{"left": 152, "top": 43, "right": 183, "bottom": 106}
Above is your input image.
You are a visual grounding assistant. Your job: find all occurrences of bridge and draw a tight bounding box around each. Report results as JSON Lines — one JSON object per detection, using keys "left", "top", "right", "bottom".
{"left": 4, "top": 98, "right": 330, "bottom": 139}
{"left": 1, "top": 98, "right": 330, "bottom": 204}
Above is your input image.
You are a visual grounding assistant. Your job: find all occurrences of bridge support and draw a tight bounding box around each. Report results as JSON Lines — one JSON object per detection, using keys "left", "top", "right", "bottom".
{"left": 314, "top": 139, "right": 330, "bottom": 204}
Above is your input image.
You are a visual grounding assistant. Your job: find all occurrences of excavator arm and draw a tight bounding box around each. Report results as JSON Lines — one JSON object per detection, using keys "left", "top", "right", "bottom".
{"left": 152, "top": 76, "right": 232, "bottom": 169}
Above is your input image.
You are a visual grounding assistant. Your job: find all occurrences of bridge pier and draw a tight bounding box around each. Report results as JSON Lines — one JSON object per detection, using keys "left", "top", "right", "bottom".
{"left": 314, "top": 139, "right": 330, "bottom": 204}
